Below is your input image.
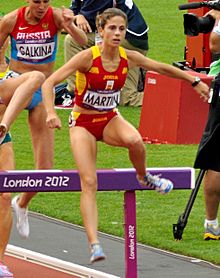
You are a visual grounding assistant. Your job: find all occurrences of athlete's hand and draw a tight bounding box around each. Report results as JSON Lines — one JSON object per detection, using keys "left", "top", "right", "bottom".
{"left": 61, "top": 6, "right": 75, "bottom": 29}
{"left": 193, "top": 81, "right": 210, "bottom": 102}
{"left": 46, "top": 113, "right": 62, "bottom": 129}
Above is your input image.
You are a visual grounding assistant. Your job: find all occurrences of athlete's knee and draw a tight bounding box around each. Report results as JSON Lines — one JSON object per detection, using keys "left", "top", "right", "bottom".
{"left": 30, "top": 71, "right": 46, "bottom": 87}
{"left": 126, "top": 134, "right": 144, "bottom": 149}
{"left": 80, "top": 175, "right": 98, "bottom": 193}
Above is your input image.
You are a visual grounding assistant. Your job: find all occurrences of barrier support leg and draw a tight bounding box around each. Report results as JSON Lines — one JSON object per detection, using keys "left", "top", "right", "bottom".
{"left": 124, "top": 190, "right": 137, "bottom": 278}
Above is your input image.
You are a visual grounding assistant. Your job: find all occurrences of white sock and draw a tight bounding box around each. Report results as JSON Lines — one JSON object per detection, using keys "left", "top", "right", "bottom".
{"left": 204, "top": 218, "right": 219, "bottom": 229}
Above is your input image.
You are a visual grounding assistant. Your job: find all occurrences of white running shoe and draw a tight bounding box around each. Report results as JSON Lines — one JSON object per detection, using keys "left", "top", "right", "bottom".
{"left": 90, "top": 243, "right": 106, "bottom": 263}
{"left": 11, "top": 195, "right": 29, "bottom": 239}
{"left": 0, "top": 263, "right": 13, "bottom": 277}
{"left": 138, "top": 173, "right": 173, "bottom": 194}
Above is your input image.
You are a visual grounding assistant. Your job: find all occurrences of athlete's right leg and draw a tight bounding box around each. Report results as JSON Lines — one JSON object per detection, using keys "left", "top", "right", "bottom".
{"left": 70, "top": 126, "right": 98, "bottom": 243}
{"left": 69, "top": 126, "right": 105, "bottom": 262}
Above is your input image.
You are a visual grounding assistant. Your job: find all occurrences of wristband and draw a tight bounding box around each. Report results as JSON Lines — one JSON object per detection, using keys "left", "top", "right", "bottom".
{"left": 192, "top": 77, "right": 201, "bottom": 87}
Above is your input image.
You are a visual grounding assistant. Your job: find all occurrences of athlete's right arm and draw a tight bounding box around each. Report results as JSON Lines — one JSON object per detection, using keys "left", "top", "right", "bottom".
{"left": 42, "top": 48, "right": 92, "bottom": 128}
{"left": 0, "top": 11, "right": 17, "bottom": 49}
{"left": 45, "top": 48, "right": 92, "bottom": 89}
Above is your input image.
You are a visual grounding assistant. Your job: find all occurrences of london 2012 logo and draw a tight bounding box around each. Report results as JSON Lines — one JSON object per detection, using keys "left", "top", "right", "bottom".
{"left": 3, "top": 175, "right": 70, "bottom": 188}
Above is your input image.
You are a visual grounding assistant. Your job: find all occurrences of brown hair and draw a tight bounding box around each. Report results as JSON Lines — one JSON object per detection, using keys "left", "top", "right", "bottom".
{"left": 96, "top": 8, "right": 128, "bottom": 29}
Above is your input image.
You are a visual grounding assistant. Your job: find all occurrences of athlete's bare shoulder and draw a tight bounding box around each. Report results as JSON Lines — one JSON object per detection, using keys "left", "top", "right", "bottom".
{"left": 51, "top": 7, "right": 61, "bottom": 22}
{"left": 125, "top": 48, "right": 143, "bottom": 60}
{"left": 1, "top": 10, "right": 18, "bottom": 33}
{"left": 124, "top": 48, "right": 148, "bottom": 68}
{"left": 73, "top": 48, "right": 94, "bottom": 72}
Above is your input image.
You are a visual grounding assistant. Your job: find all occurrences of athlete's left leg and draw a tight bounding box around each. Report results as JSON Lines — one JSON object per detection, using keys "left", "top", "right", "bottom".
{"left": 0, "top": 142, "right": 14, "bottom": 271}
{"left": 12, "top": 102, "right": 54, "bottom": 238}
{"left": 103, "top": 114, "right": 147, "bottom": 179}
{"left": 103, "top": 115, "right": 173, "bottom": 194}
{"left": 21, "top": 102, "right": 54, "bottom": 203}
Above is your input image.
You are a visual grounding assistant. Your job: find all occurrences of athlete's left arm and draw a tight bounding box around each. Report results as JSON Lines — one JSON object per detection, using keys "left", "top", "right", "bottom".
{"left": 53, "top": 7, "right": 87, "bottom": 46}
{"left": 126, "top": 50, "right": 210, "bottom": 101}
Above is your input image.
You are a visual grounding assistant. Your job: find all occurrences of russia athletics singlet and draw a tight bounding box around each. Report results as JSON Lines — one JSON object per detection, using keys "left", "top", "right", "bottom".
{"left": 10, "top": 7, "right": 58, "bottom": 64}
{"left": 74, "top": 45, "right": 128, "bottom": 111}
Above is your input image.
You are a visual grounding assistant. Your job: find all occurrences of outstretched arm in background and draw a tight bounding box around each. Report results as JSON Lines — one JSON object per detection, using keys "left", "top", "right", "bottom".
{"left": 126, "top": 50, "right": 210, "bottom": 101}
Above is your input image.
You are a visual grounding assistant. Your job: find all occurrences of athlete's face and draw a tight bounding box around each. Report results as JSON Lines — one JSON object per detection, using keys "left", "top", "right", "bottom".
{"left": 27, "top": 0, "right": 50, "bottom": 19}
{"left": 100, "top": 16, "right": 126, "bottom": 46}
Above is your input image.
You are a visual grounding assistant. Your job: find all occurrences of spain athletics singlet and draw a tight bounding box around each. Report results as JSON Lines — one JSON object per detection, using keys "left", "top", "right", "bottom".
{"left": 74, "top": 45, "right": 128, "bottom": 111}
{"left": 10, "top": 7, "right": 58, "bottom": 64}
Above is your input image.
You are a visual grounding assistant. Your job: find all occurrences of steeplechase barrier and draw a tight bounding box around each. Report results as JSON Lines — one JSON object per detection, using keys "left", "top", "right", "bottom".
{"left": 1, "top": 167, "right": 195, "bottom": 278}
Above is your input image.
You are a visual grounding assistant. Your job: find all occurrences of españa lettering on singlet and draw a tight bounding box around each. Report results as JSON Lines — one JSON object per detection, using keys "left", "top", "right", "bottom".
{"left": 10, "top": 6, "right": 58, "bottom": 64}
{"left": 74, "top": 46, "right": 128, "bottom": 111}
